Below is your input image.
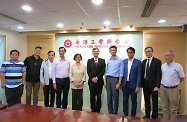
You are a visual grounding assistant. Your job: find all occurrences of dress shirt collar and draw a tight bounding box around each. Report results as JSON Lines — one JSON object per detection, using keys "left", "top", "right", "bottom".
{"left": 110, "top": 56, "right": 118, "bottom": 60}
{"left": 128, "top": 57, "right": 134, "bottom": 62}
{"left": 167, "top": 61, "right": 174, "bottom": 66}
{"left": 48, "top": 59, "right": 53, "bottom": 63}
{"left": 9, "top": 59, "right": 19, "bottom": 63}
{"left": 94, "top": 57, "right": 98, "bottom": 61}
{"left": 59, "top": 57, "right": 66, "bottom": 61}
{"left": 147, "top": 56, "right": 153, "bottom": 61}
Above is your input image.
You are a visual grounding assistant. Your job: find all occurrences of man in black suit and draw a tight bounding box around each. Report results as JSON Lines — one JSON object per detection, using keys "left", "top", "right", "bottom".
{"left": 142, "top": 46, "right": 161, "bottom": 119}
{"left": 87, "top": 48, "right": 106, "bottom": 113}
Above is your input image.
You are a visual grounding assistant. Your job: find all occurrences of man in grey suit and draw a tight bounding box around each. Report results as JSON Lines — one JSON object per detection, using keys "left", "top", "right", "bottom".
{"left": 40, "top": 50, "right": 55, "bottom": 107}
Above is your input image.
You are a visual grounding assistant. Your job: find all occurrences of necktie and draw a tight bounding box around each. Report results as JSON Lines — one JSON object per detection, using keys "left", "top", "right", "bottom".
{"left": 146, "top": 59, "right": 150, "bottom": 81}
{"left": 95, "top": 59, "right": 98, "bottom": 68}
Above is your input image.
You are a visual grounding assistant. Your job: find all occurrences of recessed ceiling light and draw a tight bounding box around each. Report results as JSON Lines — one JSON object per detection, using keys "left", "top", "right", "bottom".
{"left": 17, "top": 26, "right": 23, "bottom": 29}
{"left": 158, "top": 19, "right": 166, "bottom": 23}
{"left": 92, "top": 0, "right": 103, "bottom": 5}
{"left": 104, "top": 21, "right": 110, "bottom": 25}
{"left": 21, "top": 5, "right": 32, "bottom": 11}
{"left": 57, "top": 23, "right": 63, "bottom": 28}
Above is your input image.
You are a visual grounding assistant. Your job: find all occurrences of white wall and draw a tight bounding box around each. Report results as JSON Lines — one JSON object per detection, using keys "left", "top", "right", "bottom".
{"left": 0, "top": 27, "right": 27, "bottom": 60}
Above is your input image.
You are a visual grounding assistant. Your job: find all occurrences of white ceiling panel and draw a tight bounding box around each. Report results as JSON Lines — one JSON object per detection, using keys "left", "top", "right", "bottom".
{"left": 28, "top": 12, "right": 64, "bottom": 23}
{"left": 171, "top": 23, "right": 184, "bottom": 27}
{"left": 175, "top": 16, "right": 187, "bottom": 24}
{"left": 119, "top": 0, "right": 146, "bottom": 6}
{"left": 0, "top": 0, "right": 48, "bottom": 15}
{"left": 9, "top": 14, "right": 38, "bottom": 23}
{"left": 145, "top": 16, "right": 181, "bottom": 25}
{"left": 151, "top": 4, "right": 187, "bottom": 16}
{"left": 0, "top": 16, "right": 21, "bottom": 25}
{"left": 121, "top": 18, "right": 148, "bottom": 26}
{"left": 144, "top": 24, "right": 171, "bottom": 27}
{"left": 158, "top": 0, "right": 187, "bottom": 4}
{"left": 34, "top": 0, "right": 82, "bottom": 11}
{"left": 85, "top": 8, "right": 118, "bottom": 20}
{"left": 120, "top": 6, "right": 144, "bottom": 18}
{"left": 77, "top": 0, "right": 117, "bottom": 10}
{"left": 56, "top": 11, "right": 90, "bottom": 21}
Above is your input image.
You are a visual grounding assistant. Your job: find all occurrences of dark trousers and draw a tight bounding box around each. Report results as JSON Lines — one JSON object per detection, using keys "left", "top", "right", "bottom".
{"left": 122, "top": 82, "right": 137, "bottom": 117}
{"left": 43, "top": 79, "right": 55, "bottom": 107}
{"left": 143, "top": 84, "right": 158, "bottom": 119}
{"left": 89, "top": 84, "right": 103, "bottom": 112}
{"left": 56, "top": 78, "right": 70, "bottom": 109}
{"left": 72, "top": 89, "right": 83, "bottom": 111}
{"left": 106, "top": 76, "right": 119, "bottom": 114}
{"left": 5, "top": 84, "right": 23, "bottom": 107}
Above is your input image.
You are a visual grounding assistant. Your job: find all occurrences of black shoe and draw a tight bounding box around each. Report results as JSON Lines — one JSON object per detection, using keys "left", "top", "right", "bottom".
{"left": 143, "top": 116, "right": 150, "bottom": 119}
{"left": 152, "top": 117, "right": 158, "bottom": 119}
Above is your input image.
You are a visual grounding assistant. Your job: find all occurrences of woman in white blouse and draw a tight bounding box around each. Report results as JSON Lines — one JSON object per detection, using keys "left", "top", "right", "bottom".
{"left": 70, "top": 53, "right": 86, "bottom": 111}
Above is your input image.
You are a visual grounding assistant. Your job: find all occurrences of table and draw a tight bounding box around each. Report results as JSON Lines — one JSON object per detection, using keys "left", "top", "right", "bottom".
{"left": 51, "top": 109, "right": 180, "bottom": 122}
{"left": 0, "top": 104, "right": 63, "bottom": 122}
{"left": 0, "top": 104, "right": 181, "bottom": 122}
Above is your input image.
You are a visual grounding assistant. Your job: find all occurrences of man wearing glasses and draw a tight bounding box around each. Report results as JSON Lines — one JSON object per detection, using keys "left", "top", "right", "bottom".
{"left": 142, "top": 46, "right": 162, "bottom": 119}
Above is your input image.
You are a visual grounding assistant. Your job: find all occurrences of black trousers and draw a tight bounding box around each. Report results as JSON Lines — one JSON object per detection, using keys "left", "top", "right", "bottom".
{"left": 89, "top": 84, "right": 103, "bottom": 112}
{"left": 56, "top": 78, "right": 70, "bottom": 109}
{"left": 43, "top": 79, "right": 55, "bottom": 107}
{"left": 72, "top": 89, "right": 83, "bottom": 111}
{"left": 5, "top": 84, "right": 23, "bottom": 107}
{"left": 143, "top": 84, "right": 158, "bottom": 119}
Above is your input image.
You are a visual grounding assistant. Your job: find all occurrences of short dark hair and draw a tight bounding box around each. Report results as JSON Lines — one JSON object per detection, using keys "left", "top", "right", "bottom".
{"left": 144, "top": 46, "right": 153, "bottom": 52}
{"left": 109, "top": 45, "right": 117, "bottom": 51}
{"left": 92, "top": 48, "right": 99, "bottom": 52}
{"left": 10, "top": 49, "right": 20, "bottom": 55}
{"left": 59, "top": 47, "right": 66, "bottom": 52}
{"left": 35, "top": 46, "right": 42, "bottom": 50}
{"left": 47, "top": 50, "right": 55, "bottom": 56}
{"left": 127, "top": 47, "right": 135, "bottom": 53}
{"left": 73, "top": 53, "right": 82, "bottom": 60}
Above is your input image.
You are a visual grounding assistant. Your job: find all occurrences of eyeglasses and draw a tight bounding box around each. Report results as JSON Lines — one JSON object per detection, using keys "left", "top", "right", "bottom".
{"left": 127, "top": 52, "right": 134, "bottom": 54}
{"left": 145, "top": 51, "right": 152, "bottom": 53}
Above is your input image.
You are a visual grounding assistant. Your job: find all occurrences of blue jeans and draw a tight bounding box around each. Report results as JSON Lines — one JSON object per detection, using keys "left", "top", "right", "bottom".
{"left": 106, "top": 76, "right": 119, "bottom": 114}
{"left": 122, "top": 82, "right": 137, "bottom": 117}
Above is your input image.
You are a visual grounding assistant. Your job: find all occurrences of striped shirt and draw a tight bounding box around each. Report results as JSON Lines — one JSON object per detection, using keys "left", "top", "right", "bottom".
{"left": 0, "top": 59, "right": 26, "bottom": 88}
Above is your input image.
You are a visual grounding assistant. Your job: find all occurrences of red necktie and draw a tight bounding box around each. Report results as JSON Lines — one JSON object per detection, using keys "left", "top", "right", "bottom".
{"left": 95, "top": 59, "right": 98, "bottom": 68}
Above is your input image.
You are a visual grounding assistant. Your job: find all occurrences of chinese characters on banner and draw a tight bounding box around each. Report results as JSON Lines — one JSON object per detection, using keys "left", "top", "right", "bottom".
{"left": 63, "top": 38, "right": 131, "bottom": 49}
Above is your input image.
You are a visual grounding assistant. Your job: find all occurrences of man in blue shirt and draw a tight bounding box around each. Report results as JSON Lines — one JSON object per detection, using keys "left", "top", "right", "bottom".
{"left": 105, "top": 45, "right": 123, "bottom": 114}
{"left": 0, "top": 50, "right": 26, "bottom": 107}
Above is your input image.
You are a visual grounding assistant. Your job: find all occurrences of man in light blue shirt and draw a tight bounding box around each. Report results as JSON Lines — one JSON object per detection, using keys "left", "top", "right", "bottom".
{"left": 104, "top": 45, "right": 124, "bottom": 114}
{"left": 52, "top": 47, "right": 71, "bottom": 109}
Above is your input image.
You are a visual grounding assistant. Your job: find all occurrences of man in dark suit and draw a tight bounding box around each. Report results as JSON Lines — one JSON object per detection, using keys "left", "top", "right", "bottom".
{"left": 142, "top": 46, "right": 161, "bottom": 119}
{"left": 87, "top": 48, "right": 106, "bottom": 113}
{"left": 122, "top": 47, "right": 142, "bottom": 117}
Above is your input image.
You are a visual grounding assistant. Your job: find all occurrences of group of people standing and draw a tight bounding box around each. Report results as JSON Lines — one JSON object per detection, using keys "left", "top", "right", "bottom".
{"left": 0, "top": 45, "right": 185, "bottom": 121}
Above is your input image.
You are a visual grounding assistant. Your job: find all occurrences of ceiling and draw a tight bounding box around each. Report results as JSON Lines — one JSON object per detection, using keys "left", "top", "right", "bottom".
{"left": 0, "top": 0, "right": 187, "bottom": 32}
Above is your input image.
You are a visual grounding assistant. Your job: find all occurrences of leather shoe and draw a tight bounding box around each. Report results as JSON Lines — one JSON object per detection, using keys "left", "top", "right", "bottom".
{"left": 143, "top": 116, "right": 150, "bottom": 119}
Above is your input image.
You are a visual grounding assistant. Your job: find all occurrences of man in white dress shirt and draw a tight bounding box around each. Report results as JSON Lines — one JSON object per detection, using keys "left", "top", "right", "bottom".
{"left": 52, "top": 47, "right": 71, "bottom": 108}
{"left": 160, "top": 50, "right": 185, "bottom": 120}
